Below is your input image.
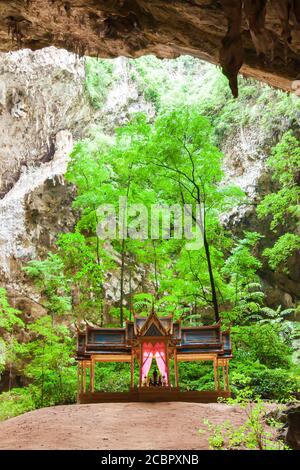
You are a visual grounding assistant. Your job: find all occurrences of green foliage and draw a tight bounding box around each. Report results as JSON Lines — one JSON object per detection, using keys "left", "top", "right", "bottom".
{"left": 230, "top": 350, "right": 298, "bottom": 401}
{"left": 129, "top": 55, "right": 207, "bottom": 112}
{"left": 245, "top": 369, "right": 296, "bottom": 401}
{"left": 0, "top": 288, "right": 25, "bottom": 378}
{"left": 23, "top": 316, "right": 76, "bottom": 407}
{"left": 263, "top": 233, "right": 300, "bottom": 272}
{"left": 178, "top": 362, "right": 215, "bottom": 391}
{"left": 251, "top": 304, "right": 297, "bottom": 342}
{"left": 85, "top": 58, "right": 114, "bottom": 108}
{"left": 258, "top": 188, "right": 299, "bottom": 231}
{"left": 232, "top": 324, "right": 291, "bottom": 369}
{"left": 0, "top": 387, "right": 36, "bottom": 421}
{"left": 57, "top": 231, "right": 107, "bottom": 323}
{"left": 223, "top": 232, "right": 262, "bottom": 283}
{"left": 1, "top": 57, "right": 300, "bottom": 421}
{"left": 266, "top": 130, "right": 300, "bottom": 187}
{"left": 61, "top": 106, "right": 245, "bottom": 325}
{"left": 23, "top": 253, "right": 71, "bottom": 318}
{"left": 0, "top": 288, "right": 24, "bottom": 332}
{"left": 203, "top": 401, "right": 288, "bottom": 450}
{"left": 221, "top": 233, "right": 264, "bottom": 325}
{"left": 0, "top": 292, "right": 77, "bottom": 417}
{"left": 257, "top": 131, "right": 300, "bottom": 273}
{"left": 94, "top": 363, "right": 136, "bottom": 392}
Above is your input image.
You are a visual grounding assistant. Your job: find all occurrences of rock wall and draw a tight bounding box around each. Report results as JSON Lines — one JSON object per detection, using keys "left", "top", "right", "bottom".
{"left": 221, "top": 119, "right": 300, "bottom": 307}
{"left": 0, "top": 48, "right": 93, "bottom": 312}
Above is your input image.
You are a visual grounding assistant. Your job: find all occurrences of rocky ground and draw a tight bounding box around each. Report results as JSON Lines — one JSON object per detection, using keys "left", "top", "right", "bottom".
{"left": 0, "top": 402, "right": 254, "bottom": 450}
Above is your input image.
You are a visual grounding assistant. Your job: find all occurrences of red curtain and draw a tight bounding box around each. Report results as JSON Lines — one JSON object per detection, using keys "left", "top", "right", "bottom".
{"left": 141, "top": 342, "right": 168, "bottom": 384}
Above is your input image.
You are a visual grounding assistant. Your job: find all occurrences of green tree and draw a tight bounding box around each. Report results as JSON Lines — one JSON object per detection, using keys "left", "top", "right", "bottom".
{"left": 232, "top": 323, "right": 291, "bottom": 369}
{"left": 0, "top": 288, "right": 24, "bottom": 390}
{"left": 222, "top": 232, "right": 264, "bottom": 325}
{"left": 24, "top": 316, "right": 76, "bottom": 407}
{"left": 131, "top": 107, "right": 244, "bottom": 321}
{"left": 257, "top": 131, "right": 300, "bottom": 273}
{"left": 23, "top": 253, "right": 72, "bottom": 323}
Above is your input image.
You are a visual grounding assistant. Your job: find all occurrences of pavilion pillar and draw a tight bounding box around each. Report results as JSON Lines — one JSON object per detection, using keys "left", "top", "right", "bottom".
{"left": 80, "top": 362, "right": 84, "bottom": 395}
{"left": 222, "top": 363, "right": 226, "bottom": 391}
{"left": 174, "top": 348, "right": 179, "bottom": 388}
{"left": 138, "top": 343, "right": 142, "bottom": 388}
{"left": 90, "top": 356, "right": 95, "bottom": 393}
{"left": 76, "top": 362, "right": 81, "bottom": 403}
{"left": 130, "top": 352, "right": 135, "bottom": 389}
{"left": 165, "top": 341, "right": 170, "bottom": 387}
{"left": 225, "top": 361, "right": 230, "bottom": 391}
{"left": 213, "top": 357, "right": 218, "bottom": 391}
{"left": 83, "top": 363, "right": 87, "bottom": 393}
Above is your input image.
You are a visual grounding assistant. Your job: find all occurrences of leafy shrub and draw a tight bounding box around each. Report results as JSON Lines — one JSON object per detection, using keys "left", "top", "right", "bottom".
{"left": 263, "top": 233, "right": 300, "bottom": 272}
{"left": 248, "top": 369, "right": 296, "bottom": 401}
{"left": 202, "top": 402, "right": 288, "bottom": 450}
{"left": 232, "top": 324, "right": 291, "bottom": 369}
{"left": 94, "top": 363, "right": 137, "bottom": 392}
{"left": 178, "top": 362, "right": 215, "bottom": 391}
{"left": 0, "top": 387, "right": 35, "bottom": 421}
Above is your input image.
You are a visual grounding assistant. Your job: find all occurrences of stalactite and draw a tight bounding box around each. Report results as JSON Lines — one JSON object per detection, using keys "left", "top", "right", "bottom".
{"left": 6, "top": 14, "right": 33, "bottom": 48}
{"left": 271, "top": 0, "right": 293, "bottom": 45}
{"left": 219, "top": 0, "right": 300, "bottom": 94}
{"left": 243, "top": 0, "right": 274, "bottom": 61}
{"left": 219, "top": 0, "right": 244, "bottom": 98}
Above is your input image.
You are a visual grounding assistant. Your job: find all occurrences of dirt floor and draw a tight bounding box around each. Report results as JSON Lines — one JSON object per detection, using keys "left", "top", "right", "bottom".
{"left": 0, "top": 402, "right": 254, "bottom": 450}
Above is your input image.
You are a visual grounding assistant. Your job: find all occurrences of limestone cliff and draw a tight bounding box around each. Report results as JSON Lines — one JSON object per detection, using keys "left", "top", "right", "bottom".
{"left": 0, "top": 48, "right": 90, "bottom": 313}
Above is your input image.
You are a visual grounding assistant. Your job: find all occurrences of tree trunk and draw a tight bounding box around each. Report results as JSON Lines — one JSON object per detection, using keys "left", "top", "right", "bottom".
{"left": 120, "top": 238, "right": 126, "bottom": 327}
{"left": 190, "top": 199, "right": 220, "bottom": 323}
{"left": 129, "top": 266, "right": 133, "bottom": 321}
{"left": 152, "top": 241, "right": 159, "bottom": 299}
{"left": 203, "top": 232, "right": 220, "bottom": 322}
{"left": 119, "top": 166, "right": 132, "bottom": 326}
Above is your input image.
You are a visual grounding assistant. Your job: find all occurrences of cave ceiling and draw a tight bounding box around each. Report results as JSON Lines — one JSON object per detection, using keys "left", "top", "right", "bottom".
{"left": 0, "top": 1, "right": 300, "bottom": 96}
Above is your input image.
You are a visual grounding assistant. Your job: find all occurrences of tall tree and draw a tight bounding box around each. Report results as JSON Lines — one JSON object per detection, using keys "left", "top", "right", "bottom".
{"left": 123, "top": 108, "right": 243, "bottom": 322}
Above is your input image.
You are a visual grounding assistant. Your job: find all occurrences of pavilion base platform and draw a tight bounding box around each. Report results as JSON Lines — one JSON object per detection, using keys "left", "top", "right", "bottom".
{"left": 78, "top": 389, "right": 231, "bottom": 404}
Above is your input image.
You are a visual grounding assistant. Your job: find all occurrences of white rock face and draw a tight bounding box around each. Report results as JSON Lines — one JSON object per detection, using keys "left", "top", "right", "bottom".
{"left": 0, "top": 47, "right": 91, "bottom": 197}
{"left": 103, "top": 57, "right": 155, "bottom": 127}
{"left": 0, "top": 130, "right": 72, "bottom": 274}
{"left": 0, "top": 47, "right": 95, "bottom": 284}
{"left": 222, "top": 125, "right": 267, "bottom": 199}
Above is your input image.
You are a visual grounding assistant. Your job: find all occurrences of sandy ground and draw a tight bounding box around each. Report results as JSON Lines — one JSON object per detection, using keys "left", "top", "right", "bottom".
{"left": 0, "top": 402, "right": 253, "bottom": 450}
